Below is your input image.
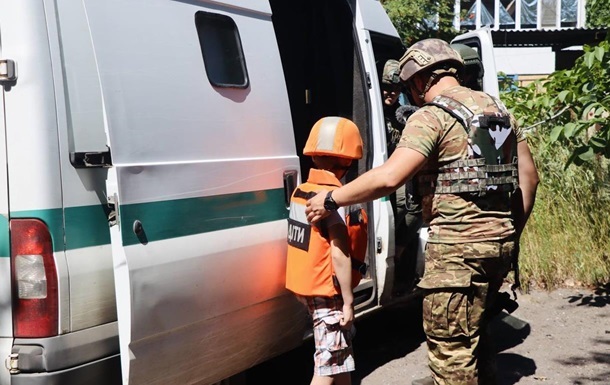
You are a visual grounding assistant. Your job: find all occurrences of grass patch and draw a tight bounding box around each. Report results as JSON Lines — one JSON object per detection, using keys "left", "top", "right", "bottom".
{"left": 515, "top": 131, "right": 610, "bottom": 291}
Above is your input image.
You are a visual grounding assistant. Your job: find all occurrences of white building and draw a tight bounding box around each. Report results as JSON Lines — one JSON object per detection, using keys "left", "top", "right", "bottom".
{"left": 453, "top": 0, "right": 604, "bottom": 84}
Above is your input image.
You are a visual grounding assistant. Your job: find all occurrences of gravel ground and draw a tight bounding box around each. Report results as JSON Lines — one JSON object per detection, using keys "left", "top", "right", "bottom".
{"left": 357, "top": 285, "right": 610, "bottom": 385}
{"left": 247, "top": 285, "right": 610, "bottom": 385}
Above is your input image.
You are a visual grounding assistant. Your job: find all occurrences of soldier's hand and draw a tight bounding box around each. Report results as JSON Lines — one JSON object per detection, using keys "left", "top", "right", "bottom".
{"left": 305, "top": 190, "right": 330, "bottom": 223}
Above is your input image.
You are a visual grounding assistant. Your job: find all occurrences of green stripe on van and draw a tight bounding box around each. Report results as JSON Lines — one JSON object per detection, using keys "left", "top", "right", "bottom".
{"left": 12, "top": 205, "right": 110, "bottom": 252}
{"left": 0, "top": 216, "right": 8, "bottom": 257}
{"left": 6, "top": 188, "right": 287, "bottom": 253}
{"left": 119, "top": 188, "right": 289, "bottom": 246}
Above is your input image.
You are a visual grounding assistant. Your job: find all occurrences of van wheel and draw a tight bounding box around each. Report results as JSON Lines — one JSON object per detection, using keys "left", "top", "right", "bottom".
{"left": 212, "top": 372, "right": 247, "bottom": 385}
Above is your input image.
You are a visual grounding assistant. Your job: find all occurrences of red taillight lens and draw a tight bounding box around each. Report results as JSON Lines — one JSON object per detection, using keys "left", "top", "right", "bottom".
{"left": 10, "top": 219, "right": 58, "bottom": 337}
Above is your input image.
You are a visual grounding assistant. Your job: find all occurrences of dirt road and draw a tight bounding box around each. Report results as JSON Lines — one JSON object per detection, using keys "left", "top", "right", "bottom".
{"left": 246, "top": 285, "right": 610, "bottom": 384}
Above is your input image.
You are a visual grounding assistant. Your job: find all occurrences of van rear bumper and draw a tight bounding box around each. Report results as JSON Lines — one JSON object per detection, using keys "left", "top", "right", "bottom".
{"left": 10, "top": 322, "right": 120, "bottom": 385}
{"left": 11, "top": 354, "right": 121, "bottom": 385}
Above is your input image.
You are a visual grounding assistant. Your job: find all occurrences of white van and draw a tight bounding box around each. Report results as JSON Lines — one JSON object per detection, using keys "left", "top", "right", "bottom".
{"left": 0, "top": 1, "right": 498, "bottom": 384}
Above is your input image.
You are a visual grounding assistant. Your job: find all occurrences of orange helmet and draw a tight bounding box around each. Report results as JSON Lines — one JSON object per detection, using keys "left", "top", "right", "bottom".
{"left": 303, "top": 117, "right": 363, "bottom": 160}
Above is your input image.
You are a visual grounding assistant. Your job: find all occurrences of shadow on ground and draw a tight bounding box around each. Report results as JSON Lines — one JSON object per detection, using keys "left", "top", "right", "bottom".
{"left": 556, "top": 337, "right": 610, "bottom": 384}
{"left": 492, "top": 312, "right": 536, "bottom": 385}
{"left": 567, "top": 283, "right": 610, "bottom": 307}
{"left": 351, "top": 298, "right": 426, "bottom": 384}
{"left": 246, "top": 299, "right": 539, "bottom": 385}
{"left": 245, "top": 297, "right": 426, "bottom": 385}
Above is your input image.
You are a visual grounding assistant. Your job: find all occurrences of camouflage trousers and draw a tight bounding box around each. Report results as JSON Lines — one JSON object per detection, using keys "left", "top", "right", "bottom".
{"left": 417, "top": 240, "right": 515, "bottom": 385}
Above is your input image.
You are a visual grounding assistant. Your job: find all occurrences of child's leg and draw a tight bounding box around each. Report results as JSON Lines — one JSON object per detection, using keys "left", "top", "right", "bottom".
{"left": 331, "top": 372, "right": 352, "bottom": 385}
{"left": 310, "top": 372, "right": 351, "bottom": 385}
{"left": 305, "top": 296, "right": 355, "bottom": 385}
{"left": 310, "top": 374, "right": 333, "bottom": 385}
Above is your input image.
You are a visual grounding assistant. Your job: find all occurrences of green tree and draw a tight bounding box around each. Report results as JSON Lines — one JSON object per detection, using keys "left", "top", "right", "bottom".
{"left": 381, "top": 0, "right": 458, "bottom": 46}
{"left": 502, "top": 39, "right": 610, "bottom": 166}
{"left": 586, "top": 0, "right": 610, "bottom": 28}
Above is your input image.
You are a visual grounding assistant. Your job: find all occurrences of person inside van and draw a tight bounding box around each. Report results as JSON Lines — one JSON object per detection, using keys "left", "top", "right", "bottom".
{"left": 380, "top": 59, "right": 422, "bottom": 294}
{"left": 285, "top": 116, "right": 367, "bottom": 385}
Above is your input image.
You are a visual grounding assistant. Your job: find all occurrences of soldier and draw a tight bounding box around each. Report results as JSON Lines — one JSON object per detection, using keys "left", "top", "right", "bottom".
{"left": 305, "top": 39, "right": 539, "bottom": 385}
{"left": 450, "top": 43, "right": 485, "bottom": 91}
{"left": 382, "top": 59, "right": 404, "bottom": 155}
{"left": 381, "top": 59, "right": 423, "bottom": 293}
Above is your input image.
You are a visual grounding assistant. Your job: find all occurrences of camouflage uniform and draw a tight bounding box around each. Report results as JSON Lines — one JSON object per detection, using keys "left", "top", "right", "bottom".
{"left": 382, "top": 59, "right": 404, "bottom": 155}
{"left": 397, "top": 85, "right": 523, "bottom": 385}
{"left": 382, "top": 60, "right": 423, "bottom": 286}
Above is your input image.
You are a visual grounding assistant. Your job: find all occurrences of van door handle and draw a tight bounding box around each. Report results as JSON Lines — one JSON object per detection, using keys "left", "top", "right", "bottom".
{"left": 283, "top": 170, "right": 298, "bottom": 208}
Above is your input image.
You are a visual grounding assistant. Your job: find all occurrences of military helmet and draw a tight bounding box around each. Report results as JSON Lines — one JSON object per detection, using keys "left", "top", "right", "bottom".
{"left": 303, "top": 117, "right": 363, "bottom": 160}
{"left": 381, "top": 59, "right": 401, "bottom": 85}
{"left": 398, "top": 38, "right": 464, "bottom": 83}
{"left": 451, "top": 43, "right": 484, "bottom": 79}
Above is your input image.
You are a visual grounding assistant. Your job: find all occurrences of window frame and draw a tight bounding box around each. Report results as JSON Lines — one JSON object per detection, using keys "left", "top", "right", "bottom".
{"left": 195, "top": 11, "right": 249, "bottom": 89}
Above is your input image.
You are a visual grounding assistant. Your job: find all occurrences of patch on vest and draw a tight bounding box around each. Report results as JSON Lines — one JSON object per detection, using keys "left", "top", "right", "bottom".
{"left": 287, "top": 218, "right": 310, "bottom": 251}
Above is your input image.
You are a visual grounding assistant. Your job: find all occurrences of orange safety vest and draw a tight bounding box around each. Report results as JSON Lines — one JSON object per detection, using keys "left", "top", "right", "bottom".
{"left": 286, "top": 169, "right": 368, "bottom": 297}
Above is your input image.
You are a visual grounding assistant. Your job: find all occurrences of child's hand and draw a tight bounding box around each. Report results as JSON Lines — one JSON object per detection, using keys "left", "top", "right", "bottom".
{"left": 340, "top": 304, "right": 354, "bottom": 329}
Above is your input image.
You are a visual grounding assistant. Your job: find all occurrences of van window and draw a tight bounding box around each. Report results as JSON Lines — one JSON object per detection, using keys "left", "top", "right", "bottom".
{"left": 195, "top": 11, "right": 249, "bottom": 88}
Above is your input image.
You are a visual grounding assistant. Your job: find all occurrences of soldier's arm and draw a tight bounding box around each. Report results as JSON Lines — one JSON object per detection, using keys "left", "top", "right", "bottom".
{"left": 328, "top": 222, "right": 354, "bottom": 329}
{"left": 515, "top": 140, "right": 539, "bottom": 237}
{"left": 306, "top": 148, "right": 427, "bottom": 223}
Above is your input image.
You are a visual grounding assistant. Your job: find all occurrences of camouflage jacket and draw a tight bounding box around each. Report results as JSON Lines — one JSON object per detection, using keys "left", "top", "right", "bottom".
{"left": 397, "top": 85, "right": 525, "bottom": 244}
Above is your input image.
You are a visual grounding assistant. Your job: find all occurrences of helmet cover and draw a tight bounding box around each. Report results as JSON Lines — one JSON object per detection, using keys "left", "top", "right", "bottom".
{"left": 381, "top": 59, "right": 401, "bottom": 85}
{"left": 399, "top": 38, "right": 464, "bottom": 83}
{"left": 303, "top": 117, "right": 363, "bottom": 160}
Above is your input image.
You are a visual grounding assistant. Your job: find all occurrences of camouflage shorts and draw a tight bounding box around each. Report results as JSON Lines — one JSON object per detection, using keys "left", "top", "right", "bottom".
{"left": 301, "top": 296, "right": 356, "bottom": 376}
{"left": 417, "top": 240, "right": 515, "bottom": 385}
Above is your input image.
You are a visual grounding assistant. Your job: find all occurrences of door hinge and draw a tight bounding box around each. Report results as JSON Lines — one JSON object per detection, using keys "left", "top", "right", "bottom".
{"left": 69, "top": 149, "right": 113, "bottom": 168}
{"left": 107, "top": 193, "right": 118, "bottom": 227}
{"left": 5, "top": 353, "right": 19, "bottom": 374}
{"left": 366, "top": 72, "right": 372, "bottom": 89}
{"left": 0, "top": 59, "right": 17, "bottom": 83}
{"left": 376, "top": 236, "right": 382, "bottom": 254}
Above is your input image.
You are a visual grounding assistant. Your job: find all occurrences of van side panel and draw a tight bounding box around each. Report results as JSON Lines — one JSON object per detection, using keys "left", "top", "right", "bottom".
{"left": 88, "top": 1, "right": 305, "bottom": 384}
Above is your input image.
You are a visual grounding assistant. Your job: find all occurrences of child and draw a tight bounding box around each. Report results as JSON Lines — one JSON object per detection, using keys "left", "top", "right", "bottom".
{"left": 286, "top": 116, "right": 367, "bottom": 385}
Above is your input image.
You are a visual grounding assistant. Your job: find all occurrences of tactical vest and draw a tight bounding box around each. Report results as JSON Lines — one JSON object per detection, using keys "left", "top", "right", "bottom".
{"left": 286, "top": 186, "right": 368, "bottom": 297}
{"left": 418, "top": 95, "right": 519, "bottom": 197}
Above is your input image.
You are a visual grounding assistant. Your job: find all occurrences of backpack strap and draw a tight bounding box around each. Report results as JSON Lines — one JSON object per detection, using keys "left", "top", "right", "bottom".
{"left": 425, "top": 95, "right": 475, "bottom": 134}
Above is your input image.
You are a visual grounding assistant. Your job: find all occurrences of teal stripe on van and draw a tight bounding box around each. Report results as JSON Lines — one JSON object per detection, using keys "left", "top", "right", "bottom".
{"left": 0, "top": 216, "right": 8, "bottom": 257}
{"left": 11, "top": 205, "right": 110, "bottom": 253}
{"left": 5, "top": 188, "right": 287, "bottom": 253}
{"left": 120, "top": 188, "right": 288, "bottom": 246}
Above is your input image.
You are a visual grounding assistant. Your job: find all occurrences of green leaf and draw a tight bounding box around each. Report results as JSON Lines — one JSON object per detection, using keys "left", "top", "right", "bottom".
{"left": 578, "top": 147, "right": 596, "bottom": 161}
{"left": 550, "top": 125, "right": 564, "bottom": 142}
{"left": 595, "top": 46, "right": 605, "bottom": 62}
{"left": 582, "top": 82, "right": 595, "bottom": 93}
{"left": 589, "top": 136, "right": 607, "bottom": 150}
{"left": 585, "top": 52, "right": 595, "bottom": 68}
{"left": 564, "top": 122, "right": 577, "bottom": 138}
{"left": 582, "top": 102, "right": 600, "bottom": 119}
{"left": 557, "top": 90, "right": 570, "bottom": 103}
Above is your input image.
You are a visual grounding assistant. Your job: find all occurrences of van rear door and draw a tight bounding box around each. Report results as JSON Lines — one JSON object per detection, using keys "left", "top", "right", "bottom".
{"left": 451, "top": 28, "right": 500, "bottom": 97}
{"left": 88, "top": 1, "right": 305, "bottom": 384}
{"left": 352, "top": 0, "right": 404, "bottom": 303}
{"left": 0, "top": 52, "right": 13, "bottom": 385}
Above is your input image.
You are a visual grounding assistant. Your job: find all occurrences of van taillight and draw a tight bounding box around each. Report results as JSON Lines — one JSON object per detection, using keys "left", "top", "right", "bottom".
{"left": 10, "top": 219, "right": 58, "bottom": 337}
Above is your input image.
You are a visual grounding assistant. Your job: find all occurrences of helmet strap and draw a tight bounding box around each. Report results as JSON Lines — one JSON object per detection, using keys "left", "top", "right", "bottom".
{"left": 421, "top": 67, "right": 460, "bottom": 98}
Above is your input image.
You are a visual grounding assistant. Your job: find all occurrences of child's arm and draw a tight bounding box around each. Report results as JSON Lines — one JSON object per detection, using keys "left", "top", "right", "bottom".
{"left": 328, "top": 223, "right": 354, "bottom": 329}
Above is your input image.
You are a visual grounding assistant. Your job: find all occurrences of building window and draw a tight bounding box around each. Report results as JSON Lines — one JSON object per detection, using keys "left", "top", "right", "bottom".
{"left": 195, "top": 11, "right": 249, "bottom": 88}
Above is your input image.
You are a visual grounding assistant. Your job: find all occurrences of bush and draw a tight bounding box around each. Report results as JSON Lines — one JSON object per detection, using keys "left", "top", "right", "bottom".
{"left": 500, "top": 41, "right": 610, "bottom": 290}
